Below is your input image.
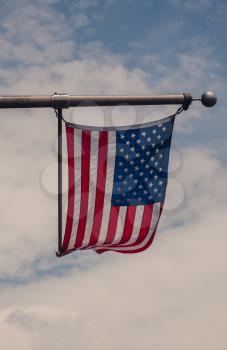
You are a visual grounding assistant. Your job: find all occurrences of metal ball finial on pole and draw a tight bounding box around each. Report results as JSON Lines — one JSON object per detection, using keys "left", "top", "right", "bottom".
{"left": 200, "top": 91, "right": 217, "bottom": 107}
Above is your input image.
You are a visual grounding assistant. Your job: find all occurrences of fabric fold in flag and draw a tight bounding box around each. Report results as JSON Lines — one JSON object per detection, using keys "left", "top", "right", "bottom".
{"left": 60, "top": 116, "right": 175, "bottom": 256}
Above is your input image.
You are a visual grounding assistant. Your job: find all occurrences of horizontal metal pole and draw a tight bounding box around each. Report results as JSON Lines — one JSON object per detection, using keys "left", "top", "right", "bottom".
{"left": 0, "top": 91, "right": 217, "bottom": 109}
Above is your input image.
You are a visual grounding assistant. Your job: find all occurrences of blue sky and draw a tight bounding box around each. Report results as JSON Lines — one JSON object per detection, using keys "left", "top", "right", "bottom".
{"left": 66, "top": 0, "right": 226, "bottom": 61}
{"left": 0, "top": 1, "right": 226, "bottom": 349}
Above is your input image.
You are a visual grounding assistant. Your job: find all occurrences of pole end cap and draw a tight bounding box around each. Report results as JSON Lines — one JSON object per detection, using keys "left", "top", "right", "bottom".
{"left": 201, "top": 91, "right": 217, "bottom": 107}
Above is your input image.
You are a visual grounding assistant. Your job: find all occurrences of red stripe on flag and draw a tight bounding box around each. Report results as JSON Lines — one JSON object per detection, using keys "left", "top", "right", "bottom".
{"left": 119, "top": 206, "right": 137, "bottom": 244}
{"left": 62, "top": 127, "right": 75, "bottom": 253}
{"left": 108, "top": 206, "right": 136, "bottom": 247}
{"left": 74, "top": 131, "right": 91, "bottom": 248}
{"left": 103, "top": 206, "right": 120, "bottom": 245}
{"left": 87, "top": 131, "right": 108, "bottom": 247}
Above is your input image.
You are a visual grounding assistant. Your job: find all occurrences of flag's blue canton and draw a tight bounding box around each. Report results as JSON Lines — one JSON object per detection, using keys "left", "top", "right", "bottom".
{"left": 112, "top": 118, "right": 174, "bottom": 206}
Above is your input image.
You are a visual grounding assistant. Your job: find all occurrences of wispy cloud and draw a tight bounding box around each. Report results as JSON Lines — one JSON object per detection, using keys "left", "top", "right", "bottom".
{"left": 0, "top": 4, "right": 74, "bottom": 67}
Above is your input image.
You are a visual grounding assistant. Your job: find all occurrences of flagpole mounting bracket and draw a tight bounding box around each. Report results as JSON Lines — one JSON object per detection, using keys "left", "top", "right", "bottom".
{"left": 52, "top": 92, "right": 70, "bottom": 109}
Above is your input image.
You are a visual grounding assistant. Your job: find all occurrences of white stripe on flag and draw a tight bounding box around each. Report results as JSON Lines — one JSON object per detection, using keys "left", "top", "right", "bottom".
{"left": 122, "top": 205, "right": 145, "bottom": 246}
{"left": 68, "top": 128, "right": 82, "bottom": 250}
{"left": 110, "top": 206, "right": 128, "bottom": 245}
{"left": 96, "top": 131, "right": 116, "bottom": 246}
{"left": 80, "top": 130, "right": 99, "bottom": 248}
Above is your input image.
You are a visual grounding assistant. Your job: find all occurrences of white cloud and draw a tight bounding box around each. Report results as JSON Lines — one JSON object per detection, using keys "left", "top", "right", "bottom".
{"left": 163, "top": 147, "right": 227, "bottom": 223}
{"left": 0, "top": 4, "right": 74, "bottom": 66}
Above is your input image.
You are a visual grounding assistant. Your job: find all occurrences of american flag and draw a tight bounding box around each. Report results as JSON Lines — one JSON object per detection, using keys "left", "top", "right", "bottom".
{"left": 61, "top": 116, "right": 175, "bottom": 255}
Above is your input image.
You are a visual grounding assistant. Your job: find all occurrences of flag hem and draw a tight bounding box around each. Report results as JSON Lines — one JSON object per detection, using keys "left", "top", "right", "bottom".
{"left": 65, "top": 115, "right": 174, "bottom": 131}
